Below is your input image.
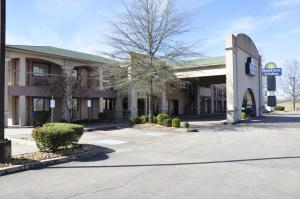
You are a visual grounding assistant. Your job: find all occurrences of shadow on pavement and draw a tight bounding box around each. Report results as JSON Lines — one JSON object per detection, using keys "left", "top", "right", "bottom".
{"left": 48, "top": 155, "right": 300, "bottom": 169}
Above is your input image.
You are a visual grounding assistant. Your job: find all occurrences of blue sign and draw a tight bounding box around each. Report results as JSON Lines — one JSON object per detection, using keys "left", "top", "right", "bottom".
{"left": 262, "top": 68, "right": 282, "bottom": 76}
{"left": 245, "top": 57, "right": 257, "bottom": 77}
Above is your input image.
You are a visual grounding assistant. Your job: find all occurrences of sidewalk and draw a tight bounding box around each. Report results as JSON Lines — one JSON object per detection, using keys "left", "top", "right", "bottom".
{"left": 4, "top": 122, "right": 131, "bottom": 155}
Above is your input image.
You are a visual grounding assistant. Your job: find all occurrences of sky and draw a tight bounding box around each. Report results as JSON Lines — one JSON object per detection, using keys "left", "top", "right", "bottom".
{"left": 6, "top": 0, "right": 300, "bottom": 67}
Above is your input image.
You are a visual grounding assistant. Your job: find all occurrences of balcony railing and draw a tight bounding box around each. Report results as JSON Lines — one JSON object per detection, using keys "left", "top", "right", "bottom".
{"left": 26, "top": 72, "right": 63, "bottom": 87}
{"left": 79, "top": 78, "right": 100, "bottom": 89}
{"left": 10, "top": 72, "right": 100, "bottom": 89}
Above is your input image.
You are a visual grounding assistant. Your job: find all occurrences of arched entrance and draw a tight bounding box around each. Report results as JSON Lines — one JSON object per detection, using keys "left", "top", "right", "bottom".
{"left": 242, "top": 88, "right": 256, "bottom": 117}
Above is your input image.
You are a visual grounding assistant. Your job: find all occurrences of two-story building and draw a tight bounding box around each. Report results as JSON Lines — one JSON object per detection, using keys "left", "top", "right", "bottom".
{"left": 4, "top": 33, "right": 263, "bottom": 126}
{"left": 4, "top": 45, "right": 115, "bottom": 127}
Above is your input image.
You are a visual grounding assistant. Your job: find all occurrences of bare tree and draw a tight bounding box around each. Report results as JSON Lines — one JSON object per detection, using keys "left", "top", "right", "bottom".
{"left": 280, "top": 60, "right": 300, "bottom": 111}
{"left": 49, "top": 70, "right": 89, "bottom": 122}
{"left": 104, "top": 0, "right": 199, "bottom": 122}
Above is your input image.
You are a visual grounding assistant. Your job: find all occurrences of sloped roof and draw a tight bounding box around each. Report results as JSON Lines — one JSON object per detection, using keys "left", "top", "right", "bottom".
{"left": 6, "top": 45, "right": 113, "bottom": 64}
{"left": 174, "top": 56, "right": 225, "bottom": 69}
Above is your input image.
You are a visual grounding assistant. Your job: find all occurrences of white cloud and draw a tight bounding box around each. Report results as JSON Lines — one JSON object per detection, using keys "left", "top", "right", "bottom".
{"left": 271, "top": 11, "right": 292, "bottom": 20}
{"left": 273, "top": 0, "right": 300, "bottom": 7}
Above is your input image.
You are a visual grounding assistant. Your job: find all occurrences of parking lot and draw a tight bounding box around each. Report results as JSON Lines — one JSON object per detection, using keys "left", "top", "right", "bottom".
{"left": 1, "top": 114, "right": 300, "bottom": 199}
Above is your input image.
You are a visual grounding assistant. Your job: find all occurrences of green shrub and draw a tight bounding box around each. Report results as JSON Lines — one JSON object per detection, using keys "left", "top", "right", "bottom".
{"left": 275, "top": 105, "right": 285, "bottom": 111}
{"left": 32, "top": 111, "right": 51, "bottom": 127}
{"left": 172, "top": 118, "right": 181, "bottom": 128}
{"left": 157, "top": 113, "right": 169, "bottom": 125}
{"left": 241, "top": 112, "right": 247, "bottom": 120}
{"left": 140, "top": 115, "right": 149, "bottom": 124}
{"left": 32, "top": 123, "right": 84, "bottom": 152}
{"left": 130, "top": 116, "right": 140, "bottom": 124}
{"left": 152, "top": 116, "right": 157, "bottom": 123}
{"left": 183, "top": 122, "right": 189, "bottom": 128}
{"left": 163, "top": 118, "right": 172, "bottom": 127}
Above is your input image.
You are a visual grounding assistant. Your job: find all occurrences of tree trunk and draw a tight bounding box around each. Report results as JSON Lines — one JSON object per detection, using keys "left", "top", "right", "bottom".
{"left": 148, "top": 80, "right": 153, "bottom": 123}
{"left": 293, "top": 96, "right": 296, "bottom": 111}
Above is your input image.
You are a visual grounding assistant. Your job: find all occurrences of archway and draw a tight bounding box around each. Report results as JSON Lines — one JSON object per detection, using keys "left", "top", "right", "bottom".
{"left": 242, "top": 88, "right": 257, "bottom": 117}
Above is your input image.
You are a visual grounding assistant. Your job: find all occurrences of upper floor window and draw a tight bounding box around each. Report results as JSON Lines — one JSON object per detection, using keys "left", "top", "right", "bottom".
{"left": 32, "top": 62, "right": 50, "bottom": 76}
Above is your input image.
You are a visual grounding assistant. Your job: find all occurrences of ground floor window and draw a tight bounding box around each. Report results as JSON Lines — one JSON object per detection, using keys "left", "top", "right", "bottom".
{"left": 72, "top": 98, "right": 79, "bottom": 111}
{"left": 104, "top": 98, "right": 115, "bottom": 110}
{"left": 33, "top": 98, "right": 50, "bottom": 112}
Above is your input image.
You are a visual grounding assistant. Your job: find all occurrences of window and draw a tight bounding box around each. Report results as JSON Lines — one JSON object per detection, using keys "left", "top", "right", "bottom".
{"left": 104, "top": 98, "right": 115, "bottom": 110}
{"left": 33, "top": 98, "right": 50, "bottom": 111}
{"left": 32, "top": 62, "right": 50, "bottom": 76}
{"left": 72, "top": 99, "right": 79, "bottom": 111}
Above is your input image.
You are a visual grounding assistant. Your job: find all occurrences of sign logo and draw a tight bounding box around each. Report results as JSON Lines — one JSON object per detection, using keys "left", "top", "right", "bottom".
{"left": 245, "top": 57, "right": 257, "bottom": 76}
{"left": 262, "top": 62, "right": 282, "bottom": 76}
{"left": 265, "top": 62, "right": 277, "bottom": 69}
{"left": 262, "top": 68, "right": 282, "bottom": 76}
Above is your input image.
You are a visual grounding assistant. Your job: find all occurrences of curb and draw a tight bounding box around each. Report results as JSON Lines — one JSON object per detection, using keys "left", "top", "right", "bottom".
{"left": 6, "top": 137, "right": 36, "bottom": 146}
{"left": 0, "top": 148, "right": 103, "bottom": 176}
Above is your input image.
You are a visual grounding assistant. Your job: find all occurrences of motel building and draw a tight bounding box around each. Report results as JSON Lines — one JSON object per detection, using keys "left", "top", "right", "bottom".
{"left": 4, "top": 33, "right": 263, "bottom": 127}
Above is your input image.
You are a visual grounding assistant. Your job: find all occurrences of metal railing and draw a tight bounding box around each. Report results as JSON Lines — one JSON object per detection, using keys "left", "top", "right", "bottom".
{"left": 78, "top": 78, "right": 100, "bottom": 89}
{"left": 26, "top": 72, "right": 63, "bottom": 87}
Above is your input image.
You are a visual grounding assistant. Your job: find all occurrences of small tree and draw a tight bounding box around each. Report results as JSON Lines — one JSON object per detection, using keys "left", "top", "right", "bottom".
{"left": 49, "top": 70, "right": 90, "bottom": 122}
{"left": 280, "top": 60, "right": 300, "bottom": 111}
{"left": 104, "top": 0, "right": 199, "bottom": 122}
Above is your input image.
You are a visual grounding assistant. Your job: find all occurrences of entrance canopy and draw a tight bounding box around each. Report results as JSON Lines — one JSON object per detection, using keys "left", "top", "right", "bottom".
{"left": 174, "top": 56, "right": 225, "bottom": 79}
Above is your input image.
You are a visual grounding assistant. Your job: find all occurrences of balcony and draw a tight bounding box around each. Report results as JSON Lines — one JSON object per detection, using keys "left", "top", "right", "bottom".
{"left": 26, "top": 72, "right": 63, "bottom": 87}
{"left": 79, "top": 77, "right": 100, "bottom": 89}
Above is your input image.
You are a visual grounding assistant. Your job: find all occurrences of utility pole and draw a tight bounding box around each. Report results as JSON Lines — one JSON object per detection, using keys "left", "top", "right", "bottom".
{"left": 0, "top": 0, "right": 5, "bottom": 140}
{"left": 0, "top": 0, "right": 11, "bottom": 163}
{"left": 290, "top": 76, "right": 296, "bottom": 111}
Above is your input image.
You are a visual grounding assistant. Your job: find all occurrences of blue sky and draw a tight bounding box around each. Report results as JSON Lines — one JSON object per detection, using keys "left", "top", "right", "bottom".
{"left": 6, "top": 0, "right": 300, "bottom": 66}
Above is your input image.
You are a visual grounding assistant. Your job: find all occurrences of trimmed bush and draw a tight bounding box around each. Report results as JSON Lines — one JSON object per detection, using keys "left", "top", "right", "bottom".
{"left": 183, "top": 122, "right": 189, "bottom": 128}
{"left": 157, "top": 113, "right": 169, "bottom": 125}
{"left": 32, "top": 123, "right": 84, "bottom": 152}
{"left": 140, "top": 115, "right": 149, "bottom": 124}
{"left": 32, "top": 111, "right": 51, "bottom": 127}
{"left": 241, "top": 112, "right": 247, "bottom": 120}
{"left": 152, "top": 116, "right": 157, "bottom": 124}
{"left": 275, "top": 105, "right": 285, "bottom": 111}
{"left": 130, "top": 116, "right": 140, "bottom": 124}
{"left": 163, "top": 118, "right": 172, "bottom": 127}
{"left": 172, "top": 118, "right": 181, "bottom": 128}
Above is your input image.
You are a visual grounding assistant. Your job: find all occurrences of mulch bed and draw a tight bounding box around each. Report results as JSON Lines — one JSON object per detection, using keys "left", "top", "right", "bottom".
{"left": 0, "top": 144, "right": 95, "bottom": 168}
{"left": 134, "top": 123, "right": 171, "bottom": 129}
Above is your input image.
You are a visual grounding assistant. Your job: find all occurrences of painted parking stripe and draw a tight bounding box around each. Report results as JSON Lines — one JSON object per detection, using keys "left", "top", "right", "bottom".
{"left": 89, "top": 139, "right": 127, "bottom": 145}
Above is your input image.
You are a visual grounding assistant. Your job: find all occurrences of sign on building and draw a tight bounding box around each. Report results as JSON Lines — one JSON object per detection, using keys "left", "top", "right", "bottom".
{"left": 245, "top": 57, "right": 257, "bottom": 76}
{"left": 87, "top": 100, "right": 92, "bottom": 108}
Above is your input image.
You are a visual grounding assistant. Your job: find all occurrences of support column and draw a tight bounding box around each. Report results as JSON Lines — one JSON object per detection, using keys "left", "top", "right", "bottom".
{"left": 18, "top": 57, "right": 26, "bottom": 86}
{"left": 98, "top": 68, "right": 104, "bottom": 113}
{"left": 225, "top": 34, "right": 239, "bottom": 123}
{"left": 196, "top": 86, "right": 200, "bottom": 115}
{"left": 130, "top": 88, "right": 138, "bottom": 116}
{"left": 211, "top": 85, "right": 214, "bottom": 114}
{"left": 18, "top": 57, "right": 27, "bottom": 126}
{"left": 4, "top": 59, "right": 9, "bottom": 127}
{"left": 18, "top": 96, "right": 26, "bottom": 126}
{"left": 115, "top": 95, "right": 123, "bottom": 120}
{"left": 161, "top": 89, "right": 168, "bottom": 114}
